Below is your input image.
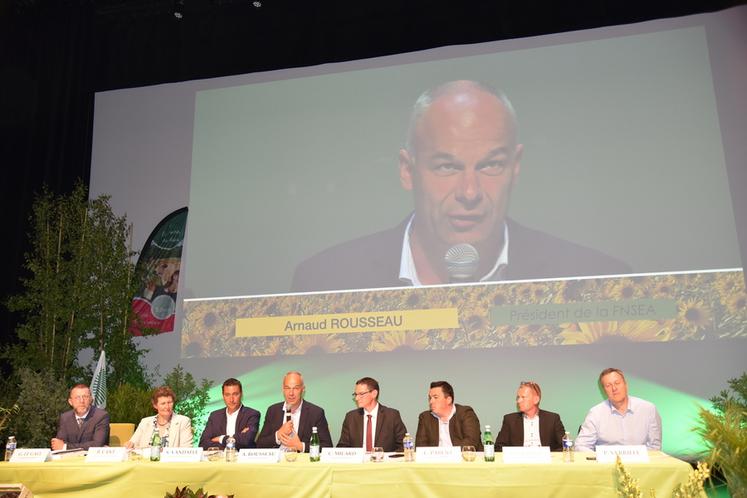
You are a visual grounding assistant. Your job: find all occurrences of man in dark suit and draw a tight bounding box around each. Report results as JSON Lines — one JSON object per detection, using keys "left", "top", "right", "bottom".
{"left": 337, "top": 377, "right": 407, "bottom": 452}
{"left": 291, "top": 80, "right": 629, "bottom": 293}
{"left": 495, "top": 381, "right": 565, "bottom": 451}
{"left": 51, "top": 384, "right": 110, "bottom": 450}
{"left": 199, "top": 378, "right": 261, "bottom": 449}
{"left": 415, "top": 380, "right": 482, "bottom": 449}
{"left": 256, "top": 371, "right": 333, "bottom": 452}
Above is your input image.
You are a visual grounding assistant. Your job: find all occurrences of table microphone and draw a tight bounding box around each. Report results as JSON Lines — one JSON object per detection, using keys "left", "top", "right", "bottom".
{"left": 444, "top": 243, "right": 480, "bottom": 283}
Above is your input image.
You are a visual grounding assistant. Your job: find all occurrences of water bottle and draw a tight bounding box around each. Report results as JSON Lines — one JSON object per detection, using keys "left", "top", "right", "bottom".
{"left": 150, "top": 432, "right": 161, "bottom": 461}
{"left": 562, "top": 431, "right": 574, "bottom": 463}
{"left": 403, "top": 432, "right": 415, "bottom": 462}
{"left": 225, "top": 435, "right": 237, "bottom": 462}
{"left": 4, "top": 436, "right": 17, "bottom": 461}
{"left": 483, "top": 425, "right": 495, "bottom": 462}
{"left": 309, "top": 427, "right": 321, "bottom": 462}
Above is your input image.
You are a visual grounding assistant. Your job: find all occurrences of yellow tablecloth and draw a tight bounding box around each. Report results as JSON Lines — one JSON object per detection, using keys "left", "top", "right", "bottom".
{"left": 0, "top": 451, "right": 694, "bottom": 498}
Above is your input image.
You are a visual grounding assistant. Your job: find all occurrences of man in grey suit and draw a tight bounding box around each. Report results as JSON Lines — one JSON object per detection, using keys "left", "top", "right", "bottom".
{"left": 337, "top": 377, "right": 407, "bottom": 452}
{"left": 51, "top": 384, "right": 110, "bottom": 450}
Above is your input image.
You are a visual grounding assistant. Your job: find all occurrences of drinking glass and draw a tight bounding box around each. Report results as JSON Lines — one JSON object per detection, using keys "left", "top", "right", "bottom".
{"left": 461, "top": 445, "right": 476, "bottom": 462}
{"left": 371, "top": 447, "right": 385, "bottom": 462}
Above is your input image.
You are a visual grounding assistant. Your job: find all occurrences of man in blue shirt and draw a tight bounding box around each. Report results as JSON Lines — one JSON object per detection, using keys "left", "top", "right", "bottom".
{"left": 575, "top": 368, "right": 661, "bottom": 452}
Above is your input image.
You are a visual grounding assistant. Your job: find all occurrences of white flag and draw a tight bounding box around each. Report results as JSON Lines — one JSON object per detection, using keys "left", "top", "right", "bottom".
{"left": 90, "top": 350, "right": 107, "bottom": 409}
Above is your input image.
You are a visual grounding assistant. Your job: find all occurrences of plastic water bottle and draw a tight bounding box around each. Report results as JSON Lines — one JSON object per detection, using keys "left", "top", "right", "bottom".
{"left": 4, "top": 436, "right": 17, "bottom": 461}
{"left": 150, "top": 432, "right": 161, "bottom": 461}
{"left": 225, "top": 435, "right": 237, "bottom": 462}
{"left": 309, "top": 427, "right": 321, "bottom": 462}
{"left": 483, "top": 425, "right": 495, "bottom": 462}
{"left": 562, "top": 431, "right": 574, "bottom": 463}
{"left": 403, "top": 432, "right": 415, "bottom": 462}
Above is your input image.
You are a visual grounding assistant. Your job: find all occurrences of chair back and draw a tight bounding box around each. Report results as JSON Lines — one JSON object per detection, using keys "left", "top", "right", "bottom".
{"left": 109, "top": 423, "right": 135, "bottom": 446}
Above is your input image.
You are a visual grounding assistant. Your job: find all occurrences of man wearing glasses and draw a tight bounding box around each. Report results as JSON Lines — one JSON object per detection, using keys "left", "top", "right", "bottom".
{"left": 337, "top": 377, "right": 407, "bottom": 452}
{"left": 51, "top": 384, "right": 110, "bottom": 450}
{"left": 495, "top": 381, "right": 565, "bottom": 451}
{"left": 256, "top": 371, "right": 333, "bottom": 452}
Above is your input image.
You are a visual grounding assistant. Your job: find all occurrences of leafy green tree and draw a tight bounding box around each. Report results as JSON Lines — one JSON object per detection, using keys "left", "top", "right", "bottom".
{"left": 107, "top": 383, "right": 153, "bottom": 425}
{"left": 5, "top": 183, "right": 150, "bottom": 390}
{"left": 163, "top": 365, "right": 213, "bottom": 444}
{"left": 11, "top": 369, "right": 69, "bottom": 447}
{"left": 709, "top": 372, "right": 747, "bottom": 413}
{"left": 698, "top": 372, "right": 747, "bottom": 498}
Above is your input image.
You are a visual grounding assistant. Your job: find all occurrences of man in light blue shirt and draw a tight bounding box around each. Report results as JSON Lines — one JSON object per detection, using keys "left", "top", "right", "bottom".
{"left": 575, "top": 368, "right": 662, "bottom": 452}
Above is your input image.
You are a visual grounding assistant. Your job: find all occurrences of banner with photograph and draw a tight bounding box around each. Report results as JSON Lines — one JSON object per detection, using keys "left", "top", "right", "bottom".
{"left": 131, "top": 208, "right": 187, "bottom": 335}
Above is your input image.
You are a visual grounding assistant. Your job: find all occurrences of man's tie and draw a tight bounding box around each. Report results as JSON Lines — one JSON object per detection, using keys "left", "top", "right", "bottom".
{"left": 365, "top": 414, "right": 373, "bottom": 452}
{"left": 77, "top": 417, "right": 84, "bottom": 429}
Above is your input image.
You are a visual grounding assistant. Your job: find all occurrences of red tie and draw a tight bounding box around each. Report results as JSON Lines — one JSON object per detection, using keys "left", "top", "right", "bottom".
{"left": 366, "top": 414, "right": 373, "bottom": 452}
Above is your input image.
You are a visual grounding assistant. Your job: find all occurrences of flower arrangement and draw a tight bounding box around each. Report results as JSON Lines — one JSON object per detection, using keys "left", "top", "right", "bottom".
{"left": 164, "top": 486, "right": 233, "bottom": 498}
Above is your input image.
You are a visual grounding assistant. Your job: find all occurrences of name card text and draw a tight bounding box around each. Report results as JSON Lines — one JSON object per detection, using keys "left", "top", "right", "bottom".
{"left": 595, "top": 445, "right": 649, "bottom": 463}
{"left": 501, "top": 446, "right": 552, "bottom": 464}
{"left": 320, "top": 448, "right": 365, "bottom": 464}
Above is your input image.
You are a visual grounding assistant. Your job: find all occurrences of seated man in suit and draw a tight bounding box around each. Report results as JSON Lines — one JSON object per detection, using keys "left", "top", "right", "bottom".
{"left": 415, "top": 380, "right": 482, "bottom": 449}
{"left": 51, "top": 383, "right": 110, "bottom": 450}
{"left": 256, "top": 371, "right": 333, "bottom": 452}
{"left": 199, "top": 378, "right": 261, "bottom": 449}
{"left": 337, "top": 377, "right": 407, "bottom": 452}
{"left": 495, "top": 381, "right": 565, "bottom": 451}
{"left": 575, "top": 368, "right": 661, "bottom": 452}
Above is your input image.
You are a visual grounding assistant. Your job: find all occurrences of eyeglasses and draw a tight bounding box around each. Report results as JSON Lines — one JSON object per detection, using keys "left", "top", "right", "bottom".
{"left": 352, "top": 390, "right": 373, "bottom": 399}
{"left": 283, "top": 386, "right": 303, "bottom": 392}
{"left": 71, "top": 395, "right": 91, "bottom": 401}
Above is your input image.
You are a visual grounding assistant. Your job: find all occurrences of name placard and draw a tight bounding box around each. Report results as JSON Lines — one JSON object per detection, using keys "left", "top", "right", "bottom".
{"left": 160, "top": 447, "right": 203, "bottom": 463}
{"left": 415, "top": 446, "right": 462, "bottom": 463}
{"left": 595, "top": 445, "right": 649, "bottom": 463}
{"left": 9, "top": 448, "right": 51, "bottom": 463}
{"left": 237, "top": 449, "right": 280, "bottom": 463}
{"left": 86, "top": 447, "right": 128, "bottom": 463}
{"left": 320, "top": 448, "right": 365, "bottom": 464}
{"left": 501, "top": 446, "right": 552, "bottom": 464}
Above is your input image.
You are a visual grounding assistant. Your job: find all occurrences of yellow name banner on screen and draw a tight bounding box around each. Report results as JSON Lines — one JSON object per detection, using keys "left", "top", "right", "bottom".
{"left": 235, "top": 308, "right": 459, "bottom": 337}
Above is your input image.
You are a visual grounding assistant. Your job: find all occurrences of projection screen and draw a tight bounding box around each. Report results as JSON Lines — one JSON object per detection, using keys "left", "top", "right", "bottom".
{"left": 89, "top": 6, "right": 747, "bottom": 457}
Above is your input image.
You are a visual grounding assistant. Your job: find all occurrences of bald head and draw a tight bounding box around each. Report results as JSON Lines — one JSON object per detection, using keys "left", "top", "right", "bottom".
{"left": 405, "top": 80, "right": 519, "bottom": 157}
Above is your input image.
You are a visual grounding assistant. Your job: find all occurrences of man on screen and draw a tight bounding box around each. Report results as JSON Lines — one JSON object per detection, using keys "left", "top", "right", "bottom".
{"left": 415, "top": 380, "right": 482, "bottom": 449}
{"left": 337, "top": 377, "right": 407, "bottom": 452}
{"left": 291, "top": 80, "right": 629, "bottom": 292}
{"left": 256, "top": 371, "right": 333, "bottom": 452}
{"left": 199, "top": 378, "right": 261, "bottom": 449}
{"left": 51, "top": 384, "right": 110, "bottom": 451}
{"left": 574, "top": 368, "right": 662, "bottom": 452}
{"left": 494, "top": 381, "right": 565, "bottom": 451}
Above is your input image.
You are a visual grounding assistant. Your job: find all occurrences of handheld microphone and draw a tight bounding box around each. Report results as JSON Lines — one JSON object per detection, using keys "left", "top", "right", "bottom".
{"left": 444, "top": 243, "right": 480, "bottom": 283}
